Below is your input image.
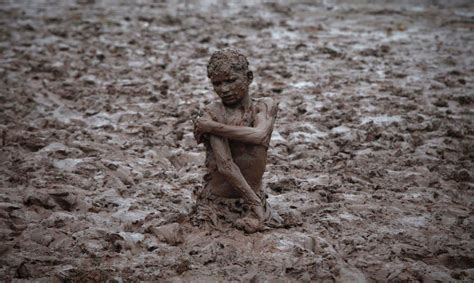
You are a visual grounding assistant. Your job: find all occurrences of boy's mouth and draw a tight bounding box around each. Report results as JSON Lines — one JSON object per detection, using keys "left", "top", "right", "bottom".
{"left": 222, "top": 94, "right": 235, "bottom": 100}
{"left": 221, "top": 95, "right": 239, "bottom": 105}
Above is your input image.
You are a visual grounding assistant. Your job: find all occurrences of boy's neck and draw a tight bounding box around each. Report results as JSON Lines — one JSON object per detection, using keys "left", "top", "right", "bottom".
{"left": 240, "top": 95, "right": 251, "bottom": 109}
{"left": 226, "top": 94, "right": 251, "bottom": 110}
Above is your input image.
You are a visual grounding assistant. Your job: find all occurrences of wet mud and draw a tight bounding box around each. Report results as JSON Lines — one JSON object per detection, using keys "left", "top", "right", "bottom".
{"left": 0, "top": 0, "right": 473, "bottom": 281}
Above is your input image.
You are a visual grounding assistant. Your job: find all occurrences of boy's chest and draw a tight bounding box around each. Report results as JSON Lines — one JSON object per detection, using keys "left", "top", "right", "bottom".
{"left": 224, "top": 105, "right": 256, "bottom": 127}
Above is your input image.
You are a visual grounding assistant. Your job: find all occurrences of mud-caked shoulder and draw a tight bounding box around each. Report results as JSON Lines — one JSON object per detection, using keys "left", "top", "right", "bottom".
{"left": 253, "top": 97, "right": 279, "bottom": 116}
{"left": 203, "top": 101, "right": 225, "bottom": 122}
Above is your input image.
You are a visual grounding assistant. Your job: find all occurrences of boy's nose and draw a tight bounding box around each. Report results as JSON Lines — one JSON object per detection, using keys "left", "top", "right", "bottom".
{"left": 221, "top": 84, "right": 231, "bottom": 93}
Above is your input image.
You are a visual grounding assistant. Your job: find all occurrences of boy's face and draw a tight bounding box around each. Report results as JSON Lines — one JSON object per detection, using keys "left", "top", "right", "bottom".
{"left": 210, "top": 69, "right": 253, "bottom": 106}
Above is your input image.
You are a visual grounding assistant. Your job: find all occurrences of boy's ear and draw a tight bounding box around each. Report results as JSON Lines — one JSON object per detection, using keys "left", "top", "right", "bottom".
{"left": 247, "top": 71, "right": 253, "bottom": 83}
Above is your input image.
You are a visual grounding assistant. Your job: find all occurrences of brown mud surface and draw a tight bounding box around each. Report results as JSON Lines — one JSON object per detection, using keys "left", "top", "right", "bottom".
{"left": 1, "top": 0, "right": 473, "bottom": 281}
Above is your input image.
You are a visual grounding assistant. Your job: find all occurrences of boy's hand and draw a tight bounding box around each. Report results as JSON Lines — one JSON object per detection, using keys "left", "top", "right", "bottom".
{"left": 194, "top": 116, "right": 213, "bottom": 143}
{"left": 195, "top": 117, "right": 213, "bottom": 134}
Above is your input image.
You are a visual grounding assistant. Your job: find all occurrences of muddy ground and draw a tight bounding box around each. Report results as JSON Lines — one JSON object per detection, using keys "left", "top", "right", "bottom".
{"left": 0, "top": 0, "right": 473, "bottom": 281}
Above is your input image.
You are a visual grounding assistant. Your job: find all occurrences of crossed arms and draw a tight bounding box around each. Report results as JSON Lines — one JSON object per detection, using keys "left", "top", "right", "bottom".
{"left": 194, "top": 99, "right": 278, "bottom": 208}
{"left": 194, "top": 99, "right": 278, "bottom": 147}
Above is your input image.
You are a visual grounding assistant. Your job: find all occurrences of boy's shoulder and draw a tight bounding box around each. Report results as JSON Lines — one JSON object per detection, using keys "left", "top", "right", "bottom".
{"left": 253, "top": 97, "right": 279, "bottom": 113}
{"left": 203, "top": 101, "right": 225, "bottom": 122}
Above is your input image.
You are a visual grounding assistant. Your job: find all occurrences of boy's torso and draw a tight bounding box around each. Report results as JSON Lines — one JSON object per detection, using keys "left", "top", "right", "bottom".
{"left": 203, "top": 99, "right": 269, "bottom": 199}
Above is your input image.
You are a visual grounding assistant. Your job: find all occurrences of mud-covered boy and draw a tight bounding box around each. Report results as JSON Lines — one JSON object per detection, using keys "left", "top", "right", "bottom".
{"left": 193, "top": 49, "right": 280, "bottom": 231}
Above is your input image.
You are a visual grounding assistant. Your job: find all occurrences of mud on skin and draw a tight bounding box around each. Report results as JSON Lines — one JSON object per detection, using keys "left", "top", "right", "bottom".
{"left": 192, "top": 48, "right": 284, "bottom": 232}
{"left": 0, "top": 0, "right": 473, "bottom": 282}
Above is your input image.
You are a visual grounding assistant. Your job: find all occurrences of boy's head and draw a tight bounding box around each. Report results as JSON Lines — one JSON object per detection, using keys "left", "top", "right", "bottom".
{"left": 207, "top": 49, "right": 253, "bottom": 106}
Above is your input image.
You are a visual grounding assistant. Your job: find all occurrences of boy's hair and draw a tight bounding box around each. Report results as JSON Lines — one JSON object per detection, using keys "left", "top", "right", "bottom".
{"left": 207, "top": 49, "right": 249, "bottom": 79}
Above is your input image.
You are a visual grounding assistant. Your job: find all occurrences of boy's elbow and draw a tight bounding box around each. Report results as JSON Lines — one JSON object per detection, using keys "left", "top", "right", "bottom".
{"left": 255, "top": 129, "right": 269, "bottom": 145}
{"left": 257, "top": 134, "right": 267, "bottom": 145}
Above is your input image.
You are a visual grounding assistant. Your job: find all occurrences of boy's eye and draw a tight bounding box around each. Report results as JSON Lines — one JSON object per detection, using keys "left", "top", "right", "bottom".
{"left": 226, "top": 78, "right": 237, "bottom": 83}
{"left": 213, "top": 81, "right": 222, "bottom": 86}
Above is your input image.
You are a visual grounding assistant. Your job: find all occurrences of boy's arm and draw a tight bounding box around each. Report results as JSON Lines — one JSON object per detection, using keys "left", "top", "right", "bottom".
{"left": 195, "top": 98, "right": 278, "bottom": 146}
{"left": 194, "top": 102, "right": 225, "bottom": 144}
{"left": 209, "top": 135, "right": 261, "bottom": 207}
{"left": 194, "top": 110, "right": 211, "bottom": 144}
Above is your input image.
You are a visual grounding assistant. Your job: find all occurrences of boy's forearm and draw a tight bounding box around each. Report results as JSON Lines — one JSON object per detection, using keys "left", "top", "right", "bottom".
{"left": 210, "top": 136, "right": 261, "bottom": 206}
{"left": 207, "top": 120, "right": 268, "bottom": 145}
{"left": 222, "top": 161, "right": 261, "bottom": 206}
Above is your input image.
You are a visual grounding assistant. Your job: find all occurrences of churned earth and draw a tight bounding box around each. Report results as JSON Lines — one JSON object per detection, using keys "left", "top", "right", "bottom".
{"left": 0, "top": 0, "right": 473, "bottom": 281}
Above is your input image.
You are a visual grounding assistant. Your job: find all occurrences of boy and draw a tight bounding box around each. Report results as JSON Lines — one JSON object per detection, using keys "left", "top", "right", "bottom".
{"left": 193, "top": 49, "right": 280, "bottom": 231}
